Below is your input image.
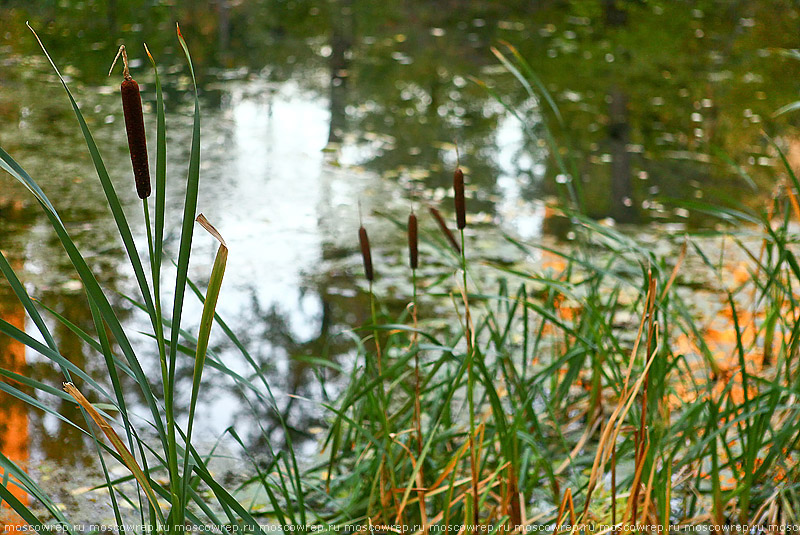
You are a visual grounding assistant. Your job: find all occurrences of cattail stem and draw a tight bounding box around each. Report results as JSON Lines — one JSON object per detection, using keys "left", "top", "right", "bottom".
{"left": 369, "top": 282, "right": 382, "bottom": 375}
{"left": 369, "top": 283, "right": 403, "bottom": 523}
{"left": 412, "top": 266, "right": 428, "bottom": 528}
{"left": 407, "top": 210, "right": 427, "bottom": 528}
{"left": 143, "top": 199, "right": 154, "bottom": 270}
{"left": 612, "top": 440, "right": 617, "bottom": 534}
{"left": 359, "top": 222, "right": 402, "bottom": 520}
{"left": 369, "top": 283, "right": 387, "bottom": 521}
{"left": 461, "top": 227, "right": 479, "bottom": 527}
{"left": 452, "top": 161, "right": 477, "bottom": 525}
{"left": 411, "top": 270, "right": 421, "bottom": 452}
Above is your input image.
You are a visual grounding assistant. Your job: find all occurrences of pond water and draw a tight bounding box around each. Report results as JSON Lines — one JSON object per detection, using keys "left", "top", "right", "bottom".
{"left": 0, "top": 0, "right": 799, "bottom": 521}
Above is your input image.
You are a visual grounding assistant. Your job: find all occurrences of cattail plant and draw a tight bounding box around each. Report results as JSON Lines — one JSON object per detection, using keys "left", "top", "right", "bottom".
{"left": 357, "top": 218, "right": 383, "bottom": 379}
{"left": 358, "top": 222, "right": 381, "bottom": 373}
{"left": 111, "top": 45, "right": 151, "bottom": 199}
{"left": 408, "top": 210, "right": 427, "bottom": 526}
{"left": 357, "top": 217, "right": 403, "bottom": 522}
{"left": 453, "top": 162, "right": 479, "bottom": 526}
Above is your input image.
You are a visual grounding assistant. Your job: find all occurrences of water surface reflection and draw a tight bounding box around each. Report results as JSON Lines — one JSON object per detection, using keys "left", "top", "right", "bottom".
{"left": 1, "top": 1, "right": 799, "bottom": 516}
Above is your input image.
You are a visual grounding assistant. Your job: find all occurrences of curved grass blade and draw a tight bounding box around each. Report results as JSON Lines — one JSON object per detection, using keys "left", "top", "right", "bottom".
{"left": 490, "top": 44, "right": 562, "bottom": 126}
{"left": 773, "top": 100, "right": 800, "bottom": 117}
{"left": 0, "top": 147, "right": 58, "bottom": 218}
{"left": 184, "top": 278, "right": 308, "bottom": 523}
{"left": 64, "top": 382, "right": 165, "bottom": 526}
{"left": 227, "top": 428, "right": 291, "bottom": 526}
{"left": 185, "top": 448, "right": 263, "bottom": 530}
{"left": 37, "top": 300, "right": 136, "bottom": 379}
{"left": 87, "top": 298, "right": 150, "bottom": 525}
{"left": 0, "top": 360, "right": 137, "bottom": 526}
{"left": 496, "top": 40, "right": 563, "bottom": 126}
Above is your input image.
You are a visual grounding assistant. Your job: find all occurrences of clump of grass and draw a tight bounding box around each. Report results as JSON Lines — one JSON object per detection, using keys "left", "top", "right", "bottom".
{"left": 321, "top": 45, "right": 800, "bottom": 530}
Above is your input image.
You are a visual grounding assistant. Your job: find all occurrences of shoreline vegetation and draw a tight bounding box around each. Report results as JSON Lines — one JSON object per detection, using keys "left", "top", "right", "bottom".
{"left": 2, "top": 21, "right": 800, "bottom": 533}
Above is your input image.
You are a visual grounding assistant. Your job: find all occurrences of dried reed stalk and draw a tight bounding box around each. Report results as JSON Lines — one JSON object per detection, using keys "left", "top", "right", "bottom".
{"left": 582, "top": 278, "right": 661, "bottom": 518}
{"left": 63, "top": 382, "right": 161, "bottom": 518}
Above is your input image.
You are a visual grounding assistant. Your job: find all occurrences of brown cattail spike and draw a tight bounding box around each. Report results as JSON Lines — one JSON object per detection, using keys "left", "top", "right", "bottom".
{"left": 359, "top": 226, "right": 374, "bottom": 282}
{"left": 114, "top": 45, "right": 151, "bottom": 199}
{"left": 408, "top": 212, "right": 418, "bottom": 270}
{"left": 454, "top": 167, "right": 466, "bottom": 230}
{"left": 428, "top": 206, "right": 461, "bottom": 254}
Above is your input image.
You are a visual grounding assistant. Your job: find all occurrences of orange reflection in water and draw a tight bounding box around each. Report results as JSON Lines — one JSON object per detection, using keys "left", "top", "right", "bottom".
{"left": 0, "top": 254, "right": 30, "bottom": 527}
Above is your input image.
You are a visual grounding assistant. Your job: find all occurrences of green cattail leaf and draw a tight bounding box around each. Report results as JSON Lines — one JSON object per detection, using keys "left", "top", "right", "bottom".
{"left": 144, "top": 42, "right": 168, "bottom": 326}
{"left": 167, "top": 25, "right": 203, "bottom": 525}
{"left": 180, "top": 214, "right": 228, "bottom": 508}
{"left": 0, "top": 451, "right": 77, "bottom": 534}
